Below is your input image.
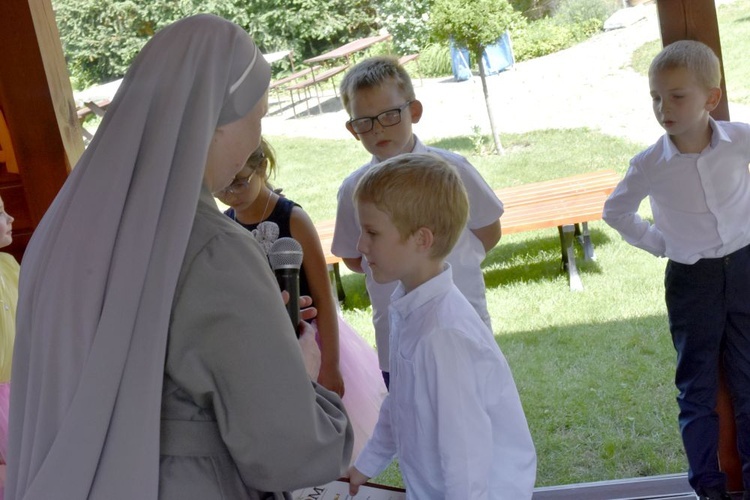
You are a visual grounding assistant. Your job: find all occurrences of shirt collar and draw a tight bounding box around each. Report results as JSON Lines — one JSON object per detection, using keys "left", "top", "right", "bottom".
{"left": 390, "top": 263, "right": 453, "bottom": 320}
{"left": 658, "top": 116, "right": 731, "bottom": 163}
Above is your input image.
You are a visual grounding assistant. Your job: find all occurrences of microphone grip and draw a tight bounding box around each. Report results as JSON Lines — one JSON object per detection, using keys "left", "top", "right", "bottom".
{"left": 275, "top": 267, "right": 300, "bottom": 337}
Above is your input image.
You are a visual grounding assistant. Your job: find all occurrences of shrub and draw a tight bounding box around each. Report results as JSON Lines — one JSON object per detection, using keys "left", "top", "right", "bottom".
{"left": 416, "top": 42, "right": 453, "bottom": 77}
{"left": 553, "top": 0, "right": 619, "bottom": 25}
{"left": 376, "top": 0, "right": 433, "bottom": 54}
{"left": 512, "top": 18, "right": 577, "bottom": 61}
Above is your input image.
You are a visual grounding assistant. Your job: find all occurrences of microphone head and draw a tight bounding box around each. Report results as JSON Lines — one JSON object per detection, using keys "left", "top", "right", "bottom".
{"left": 268, "top": 237, "right": 303, "bottom": 271}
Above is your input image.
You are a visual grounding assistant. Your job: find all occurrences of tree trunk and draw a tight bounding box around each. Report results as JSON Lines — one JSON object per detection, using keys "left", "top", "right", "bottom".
{"left": 476, "top": 48, "right": 504, "bottom": 155}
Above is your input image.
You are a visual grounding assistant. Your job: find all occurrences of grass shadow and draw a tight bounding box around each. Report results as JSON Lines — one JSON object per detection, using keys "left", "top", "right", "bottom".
{"left": 483, "top": 228, "right": 613, "bottom": 289}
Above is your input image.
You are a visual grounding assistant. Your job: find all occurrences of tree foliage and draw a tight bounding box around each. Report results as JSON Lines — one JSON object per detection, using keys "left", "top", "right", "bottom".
{"left": 376, "top": 0, "right": 433, "bottom": 54}
{"left": 429, "top": 0, "right": 522, "bottom": 57}
{"left": 53, "top": 0, "right": 378, "bottom": 88}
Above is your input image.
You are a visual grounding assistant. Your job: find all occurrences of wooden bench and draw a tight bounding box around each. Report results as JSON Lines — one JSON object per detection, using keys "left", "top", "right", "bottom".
{"left": 287, "top": 63, "right": 350, "bottom": 117}
{"left": 313, "top": 219, "right": 347, "bottom": 302}
{"left": 495, "top": 169, "right": 620, "bottom": 290}
{"left": 314, "top": 169, "right": 621, "bottom": 297}
{"left": 269, "top": 66, "right": 321, "bottom": 112}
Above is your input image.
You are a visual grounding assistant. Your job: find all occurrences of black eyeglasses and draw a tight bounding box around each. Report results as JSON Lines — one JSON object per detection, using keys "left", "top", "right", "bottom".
{"left": 347, "top": 101, "right": 413, "bottom": 134}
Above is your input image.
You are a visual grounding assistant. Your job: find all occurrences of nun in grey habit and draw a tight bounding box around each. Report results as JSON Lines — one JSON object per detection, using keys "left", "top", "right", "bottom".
{"left": 6, "top": 14, "right": 352, "bottom": 500}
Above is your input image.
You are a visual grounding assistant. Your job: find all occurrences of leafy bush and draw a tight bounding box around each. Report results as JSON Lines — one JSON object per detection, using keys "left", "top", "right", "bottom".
{"left": 511, "top": 0, "right": 611, "bottom": 61}
{"left": 510, "top": 0, "right": 561, "bottom": 20}
{"left": 376, "top": 0, "right": 433, "bottom": 54}
{"left": 553, "top": 0, "right": 619, "bottom": 24}
{"left": 415, "top": 42, "right": 453, "bottom": 77}
{"left": 512, "top": 18, "right": 577, "bottom": 60}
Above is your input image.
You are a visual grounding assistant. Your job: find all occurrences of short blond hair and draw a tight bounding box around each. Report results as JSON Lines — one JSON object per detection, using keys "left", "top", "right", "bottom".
{"left": 353, "top": 153, "right": 468, "bottom": 259}
{"left": 649, "top": 40, "right": 721, "bottom": 89}
{"left": 339, "top": 56, "right": 416, "bottom": 115}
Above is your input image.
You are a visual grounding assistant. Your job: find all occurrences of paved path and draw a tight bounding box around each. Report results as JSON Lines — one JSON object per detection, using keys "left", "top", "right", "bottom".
{"left": 264, "top": 1, "right": 749, "bottom": 147}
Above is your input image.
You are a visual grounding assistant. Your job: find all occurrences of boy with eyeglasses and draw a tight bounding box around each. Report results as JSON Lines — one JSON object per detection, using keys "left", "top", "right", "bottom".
{"left": 332, "top": 56, "right": 503, "bottom": 389}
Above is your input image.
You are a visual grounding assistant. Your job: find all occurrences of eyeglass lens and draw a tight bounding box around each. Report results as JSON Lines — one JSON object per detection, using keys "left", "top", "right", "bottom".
{"left": 350, "top": 102, "right": 411, "bottom": 134}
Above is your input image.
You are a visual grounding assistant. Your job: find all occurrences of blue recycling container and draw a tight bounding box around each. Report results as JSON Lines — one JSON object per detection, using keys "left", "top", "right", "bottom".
{"left": 450, "top": 32, "right": 514, "bottom": 81}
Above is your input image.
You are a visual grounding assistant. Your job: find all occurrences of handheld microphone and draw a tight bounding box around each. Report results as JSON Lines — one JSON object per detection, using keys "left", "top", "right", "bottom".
{"left": 268, "top": 237, "right": 304, "bottom": 336}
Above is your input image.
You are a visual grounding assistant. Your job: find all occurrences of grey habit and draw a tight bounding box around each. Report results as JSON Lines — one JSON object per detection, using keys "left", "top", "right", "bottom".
{"left": 7, "top": 14, "right": 352, "bottom": 500}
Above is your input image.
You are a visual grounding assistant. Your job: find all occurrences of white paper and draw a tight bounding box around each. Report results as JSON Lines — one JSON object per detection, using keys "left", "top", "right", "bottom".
{"left": 292, "top": 479, "right": 406, "bottom": 499}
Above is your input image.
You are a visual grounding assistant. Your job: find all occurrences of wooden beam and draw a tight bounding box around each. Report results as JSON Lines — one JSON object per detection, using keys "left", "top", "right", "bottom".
{"left": 656, "top": 0, "right": 740, "bottom": 492}
{"left": 0, "top": 0, "right": 81, "bottom": 261}
{"left": 655, "top": 0, "right": 730, "bottom": 120}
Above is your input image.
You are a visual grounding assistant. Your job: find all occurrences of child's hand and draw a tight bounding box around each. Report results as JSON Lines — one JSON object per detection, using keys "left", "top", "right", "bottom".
{"left": 347, "top": 466, "right": 370, "bottom": 496}
{"left": 317, "top": 363, "right": 345, "bottom": 397}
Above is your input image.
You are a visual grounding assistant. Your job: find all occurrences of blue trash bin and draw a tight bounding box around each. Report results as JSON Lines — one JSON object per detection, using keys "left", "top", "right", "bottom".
{"left": 449, "top": 39, "right": 472, "bottom": 82}
{"left": 450, "top": 32, "right": 514, "bottom": 81}
{"left": 481, "top": 32, "right": 514, "bottom": 76}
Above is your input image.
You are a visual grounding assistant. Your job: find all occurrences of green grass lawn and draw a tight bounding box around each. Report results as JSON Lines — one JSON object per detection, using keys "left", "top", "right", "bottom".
{"left": 631, "top": 0, "right": 750, "bottom": 105}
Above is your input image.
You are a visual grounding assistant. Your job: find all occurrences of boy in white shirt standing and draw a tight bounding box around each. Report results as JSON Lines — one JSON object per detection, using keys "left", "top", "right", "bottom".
{"left": 348, "top": 153, "right": 536, "bottom": 499}
{"left": 603, "top": 40, "right": 750, "bottom": 500}
{"left": 332, "top": 56, "right": 503, "bottom": 389}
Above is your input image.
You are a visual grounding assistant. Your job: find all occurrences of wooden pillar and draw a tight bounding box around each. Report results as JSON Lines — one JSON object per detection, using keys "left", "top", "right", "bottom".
{"left": 0, "top": 0, "right": 82, "bottom": 263}
{"left": 655, "top": 0, "right": 729, "bottom": 120}
{"left": 656, "top": 0, "right": 741, "bottom": 492}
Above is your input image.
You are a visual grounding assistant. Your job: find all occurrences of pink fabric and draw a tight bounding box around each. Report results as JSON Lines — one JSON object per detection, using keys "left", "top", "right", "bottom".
{"left": 334, "top": 315, "right": 385, "bottom": 463}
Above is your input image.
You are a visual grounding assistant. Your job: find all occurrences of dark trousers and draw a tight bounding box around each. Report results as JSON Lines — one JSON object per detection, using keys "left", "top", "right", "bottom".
{"left": 665, "top": 244, "right": 750, "bottom": 494}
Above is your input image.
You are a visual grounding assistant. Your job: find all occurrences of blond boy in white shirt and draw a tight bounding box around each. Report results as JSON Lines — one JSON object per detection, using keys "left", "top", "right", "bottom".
{"left": 348, "top": 153, "right": 536, "bottom": 499}
{"left": 603, "top": 40, "right": 750, "bottom": 500}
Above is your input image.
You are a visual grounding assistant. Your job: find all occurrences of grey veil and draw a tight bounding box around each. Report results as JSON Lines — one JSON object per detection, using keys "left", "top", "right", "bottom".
{"left": 7, "top": 15, "right": 270, "bottom": 499}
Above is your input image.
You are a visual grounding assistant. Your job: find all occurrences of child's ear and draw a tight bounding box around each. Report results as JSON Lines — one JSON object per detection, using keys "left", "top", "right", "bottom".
{"left": 414, "top": 226, "right": 434, "bottom": 252}
{"left": 705, "top": 86, "right": 722, "bottom": 112}
{"left": 408, "top": 100, "right": 423, "bottom": 124}
{"left": 345, "top": 121, "right": 362, "bottom": 141}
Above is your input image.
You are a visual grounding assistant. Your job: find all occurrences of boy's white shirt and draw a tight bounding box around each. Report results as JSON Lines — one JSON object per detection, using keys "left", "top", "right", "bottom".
{"left": 603, "top": 118, "right": 750, "bottom": 264}
{"left": 354, "top": 264, "right": 536, "bottom": 499}
{"left": 331, "top": 135, "right": 504, "bottom": 370}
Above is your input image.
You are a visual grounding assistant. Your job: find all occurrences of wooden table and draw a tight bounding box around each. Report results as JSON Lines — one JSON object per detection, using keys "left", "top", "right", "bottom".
{"left": 303, "top": 33, "right": 391, "bottom": 65}
{"left": 287, "top": 33, "right": 391, "bottom": 117}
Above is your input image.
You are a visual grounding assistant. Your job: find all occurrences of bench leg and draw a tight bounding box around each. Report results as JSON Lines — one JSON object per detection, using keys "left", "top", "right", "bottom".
{"left": 314, "top": 83, "right": 323, "bottom": 115}
{"left": 559, "top": 224, "right": 583, "bottom": 291}
{"left": 579, "top": 222, "right": 596, "bottom": 261}
{"left": 289, "top": 89, "right": 298, "bottom": 118}
{"left": 328, "top": 262, "right": 346, "bottom": 303}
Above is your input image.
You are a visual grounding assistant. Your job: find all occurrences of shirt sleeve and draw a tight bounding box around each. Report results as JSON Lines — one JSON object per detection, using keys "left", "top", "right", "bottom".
{"left": 452, "top": 156, "right": 504, "bottom": 230}
{"left": 331, "top": 174, "right": 362, "bottom": 259}
{"left": 603, "top": 162, "right": 666, "bottom": 257}
{"left": 352, "top": 394, "right": 397, "bottom": 479}
{"left": 167, "top": 231, "right": 353, "bottom": 492}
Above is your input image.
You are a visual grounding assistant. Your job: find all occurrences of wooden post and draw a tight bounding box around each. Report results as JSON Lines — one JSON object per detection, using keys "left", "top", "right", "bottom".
{"left": 656, "top": 0, "right": 741, "bottom": 492}
{"left": 0, "top": 0, "right": 82, "bottom": 262}
{"left": 656, "top": 0, "right": 729, "bottom": 120}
